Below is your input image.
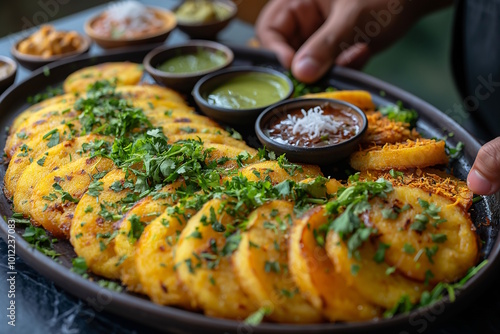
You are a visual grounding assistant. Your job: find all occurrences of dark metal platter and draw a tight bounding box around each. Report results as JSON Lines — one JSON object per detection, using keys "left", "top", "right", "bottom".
{"left": 0, "top": 45, "right": 498, "bottom": 334}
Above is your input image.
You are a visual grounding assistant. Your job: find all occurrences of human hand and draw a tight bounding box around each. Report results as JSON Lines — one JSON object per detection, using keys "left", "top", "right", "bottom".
{"left": 256, "top": 0, "right": 452, "bottom": 83}
{"left": 467, "top": 137, "right": 500, "bottom": 195}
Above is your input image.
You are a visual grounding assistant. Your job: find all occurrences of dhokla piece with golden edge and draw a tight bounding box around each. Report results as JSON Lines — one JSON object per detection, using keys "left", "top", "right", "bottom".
{"left": 233, "top": 200, "right": 323, "bottom": 323}
{"left": 350, "top": 139, "right": 448, "bottom": 171}
{"left": 30, "top": 156, "right": 116, "bottom": 238}
{"left": 70, "top": 169, "right": 138, "bottom": 279}
{"left": 13, "top": 135, "right": 111, "bottom": 216}
{"left": 290, "top": 205, "right": 381, "bottom": 321}
{"left": 114, "top": 181, "right": 184, "bottom": 291}
{"left": 326, "top": 231, "right": 429, "bottom": 309}
{"left": 235, "top": 160, "right": 323, "bottom": 184}
{"left": 135, "top": 203, "right": 198, "bottom": 308}
{"left": 304, "top": 90, "right": 375, "bottom": 111}
{"left": 366, "top": 186, "right": 478, "bottom": 283}
{"left": 175, "top": 199, "right": 258, "bottom": 319}
{"left": 63, "top": 62, "right": 144, "bottom": 93}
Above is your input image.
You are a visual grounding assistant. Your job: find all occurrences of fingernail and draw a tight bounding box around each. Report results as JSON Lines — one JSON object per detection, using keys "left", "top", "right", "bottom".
{"left": 468, "top": 169, "right": 493, "bottom": 195}
{"left": 294, "top": 57, "right": 322, "bottom": 81}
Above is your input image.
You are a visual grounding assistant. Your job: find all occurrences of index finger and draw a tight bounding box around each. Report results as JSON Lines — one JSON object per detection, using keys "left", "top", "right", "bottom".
{"left": 256, "top": 0, "right": 299, "bottom": 68}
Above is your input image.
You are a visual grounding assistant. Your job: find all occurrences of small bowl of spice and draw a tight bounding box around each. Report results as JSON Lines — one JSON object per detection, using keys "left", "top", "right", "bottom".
{"left": 256, "top": 98, "right": 368, "bottom": 165}
{"left": 0, "top": 56, "right": 17, "bottom": 94}
{"left": 85, "top": 0, "right": 177, "bottom": 49}
{"left": 174, "top": 0, "right": 237, "bottom": 39}
{"left": 193, "top": 66, "right": 294, "bottom": 125}
{"left": 11, "top": 25, "right": 90, "bottom": 70}
{"left": 144, "top": 40, "right": 233, "bottom": 94}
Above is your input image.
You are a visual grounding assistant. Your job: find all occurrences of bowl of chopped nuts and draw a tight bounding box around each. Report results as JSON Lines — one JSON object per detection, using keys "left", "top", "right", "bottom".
{"left": 11, "top": 25, "right": 91, "bottom": 70}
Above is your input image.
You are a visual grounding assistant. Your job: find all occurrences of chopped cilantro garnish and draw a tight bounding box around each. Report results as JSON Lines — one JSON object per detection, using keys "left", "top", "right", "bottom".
{"left": 16, "top": 131, "right": 28, "bottom": 139}
{"left": 383, "top": 295, "right": 413, "bottom": 318}
{"left": 381, "top": 207, "right": 399, "bottom": 219}
{"left": 424, "top": 269, "right": 435, "bottom": 286}
{"left": 431, "top": 233, "right": 448, "bottom": 243}
{"left": 127, "top": 214, "right": 144, "bottom": 242}
{"left": 446, "top": 141, "right": 464, "bottom": 160}
{"left": 244, "top": 306, "right": 272, "bottom": 326}
{"left": 264, "top": 261, "right": 281, "bottom": 273}
{"left": 277, "top": 154, "right": 303, "bottom": 176}
{"left": 97, "top": 279, "right": 123, "bottom": 292}
{"left": 22, "top": 226, "right": 59, "bottom": 258}
{"left": 425, "top": 245, "right": 439, "bottom": 264}
{"left": 379, "top": 101, "right": 418, "bottom": 128}
{"left": 71, "top": 257, "right": 88, "bottom": 275}
{"left": 403, "top": 243, "right": 416, "bottom": 254}
{"left": 326, "top": 177, "right": 393, "bottom": 257}
{"left": 389, "top": 169, "right": 404, "bottom": 179}
{"left": 37, "top": 156, "right": 47, "bottom": 166}
{"left": 385, "top": 266, "right": 396, "bottom": 275}
{"left": 27, "top": 85, "right": 64, "bottom": 104}
{"left": 221, "top": 231, "right": 241, "bottom": 256}
{"left": 373, "top": 243, "right": 390, "bottom": 263}
{"left": 88, "top": 180, "right": 104, "bottom": 197}
{"left": 351, "top": 264, "right": 360, "bottom": 276}
{"left": 52, "top": 183, "right": 79, "bottom": 203}
{"left": 410, "top": 214, "right": 429, "bottom": 231}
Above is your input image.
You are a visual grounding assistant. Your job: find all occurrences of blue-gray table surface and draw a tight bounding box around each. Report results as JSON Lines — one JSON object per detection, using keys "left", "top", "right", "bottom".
{"left": 0, "top": 1, "right": 499, "bottom": 333}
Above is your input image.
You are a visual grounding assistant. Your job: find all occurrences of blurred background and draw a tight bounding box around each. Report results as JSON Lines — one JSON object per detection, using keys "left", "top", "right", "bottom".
{"left": 0, "top": 0, "right": 466, "bottom": 124}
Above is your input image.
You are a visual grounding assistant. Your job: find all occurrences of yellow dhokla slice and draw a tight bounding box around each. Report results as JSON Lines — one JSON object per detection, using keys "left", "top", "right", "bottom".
{"left": 350, "top": 139, "right": 448, "bottom": 171}
{"left": 10, "top": 93, "right": 77, "bottom": 135}
{"left": 304, "top": 90, "right": 375, "bottom": 111}
{"left": 135, "top": 203, "right": 197, "bottom": 307}
{"left": 204, "top": 143, "right": 257, "bottom": 170}
{"left": 161, "top": 123, "right": 229, "bottom": 136}
{"left": 116, "top": 84, "right": 185, "bottom": 104}
{"left": 290, "top": 205, "right": 381, "bottom": 321}
{"left": 235, "top": 160, "right": 323, "bottom": 184}
{"left": 5, "top": 103, "right": 78, "bottom": 158}
{"left": 175, "top": 199, "right": 257, "bottom": 319}
{"left": 325, "top": 231, "right": 428, "bottom": 309}
{"left": 4, "top": 123, "right": 79, "bottom": 199}
{"left": 168, "top": 133, "right": 252, "bottom": 151}
{"left": 13, "top": 135, "right": 111, "bottom": 216}
{"left": 30, "top": 157, "right": 116, "bottom": 238}
{"left": 114, "top": 181, "right": 184, "bottom": 291}
{"left": 366, "top": 186, "right": 478, "bottom": 283}
{"left": 70, "top": 169, "right": 138, "bottom": 279}
{"left": 233, "top": 200, "right": 323, "bottom": 323}
{"left": 63, "top": 62, "right": 143, "bottom": 93}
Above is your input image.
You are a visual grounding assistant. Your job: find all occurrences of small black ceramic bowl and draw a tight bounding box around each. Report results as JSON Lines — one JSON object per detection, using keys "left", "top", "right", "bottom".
{"left": 256, "top": 98, "right": 368, "bottom": 165}
{"left": 192, "top": 66, "right": 294, "bottom": 125}
{"left": 0, "top": 56, "right": 17, "bottom": 95}
{"left": 11, "top": 34, "right": 91, "bottom": 70}
{"left": 144, "top": 40, "right": 234, "bottom": 94}
{"left": 174, "top": 0, "right": 238, "bottom": 40}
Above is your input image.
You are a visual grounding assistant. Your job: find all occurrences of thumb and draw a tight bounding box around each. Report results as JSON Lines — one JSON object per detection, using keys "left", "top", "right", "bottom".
{"left": 291, "top": 3, "right": 361, "bottom": 83}
{"left": 467, "top": 137, "right": 500, "bottom": 195}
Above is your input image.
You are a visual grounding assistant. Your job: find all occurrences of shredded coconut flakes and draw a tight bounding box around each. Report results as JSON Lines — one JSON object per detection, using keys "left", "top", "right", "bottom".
{"left": 286, "top": 106, "right": 342, "bottom": 139}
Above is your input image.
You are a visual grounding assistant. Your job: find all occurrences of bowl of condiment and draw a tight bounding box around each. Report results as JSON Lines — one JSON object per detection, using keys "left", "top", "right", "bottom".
{"left": 144, "top": 40, "right": 233, "bottom": 94}
{"left": 11, "top": 25, "right": 91, "bottom": 70}
{"left": 84, "top": 0, "right": 177, "bottom": 49}
{"left": 0, "top": 56, "right": 17, "bottom": 94}
{"left": 174, "top": 0, "right": 237, "bottom": 39}
{"left": 256, "top": 98, "right": 368, "bottom": 165}
{"left": 193, "top": 66, "right": 294, "bottom": 125}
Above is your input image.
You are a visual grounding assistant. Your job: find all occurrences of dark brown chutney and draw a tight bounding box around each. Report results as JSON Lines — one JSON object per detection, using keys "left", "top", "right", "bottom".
{"left": 266, "top": 104, "right": 360, "bottom": 148}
